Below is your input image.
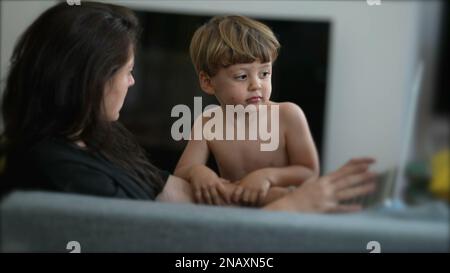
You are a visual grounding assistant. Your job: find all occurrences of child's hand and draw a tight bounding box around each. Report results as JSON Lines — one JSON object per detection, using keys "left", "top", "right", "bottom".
{"left": 190, "top": 171, "right": 230, "bottom": 205}
{"left": 232, "top": 170, "right": 272, "bottom": 206}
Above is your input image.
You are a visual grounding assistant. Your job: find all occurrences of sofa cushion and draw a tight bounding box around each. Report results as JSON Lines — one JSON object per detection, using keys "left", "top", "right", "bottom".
{"left": 1, "top": 191, "right": 448, "bottom": 252}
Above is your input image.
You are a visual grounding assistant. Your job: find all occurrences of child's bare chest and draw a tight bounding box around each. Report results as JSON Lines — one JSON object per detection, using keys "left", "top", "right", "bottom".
{"left": 208, "top": 137, "right": 288, "bottom": 181}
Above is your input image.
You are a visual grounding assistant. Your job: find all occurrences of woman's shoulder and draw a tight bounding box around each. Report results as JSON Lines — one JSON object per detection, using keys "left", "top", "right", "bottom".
{"left": 21, "top": 137, "right": 113, "bottom": 177}
{"left": 28, "top": 137, "right": 90, "bottom": 164}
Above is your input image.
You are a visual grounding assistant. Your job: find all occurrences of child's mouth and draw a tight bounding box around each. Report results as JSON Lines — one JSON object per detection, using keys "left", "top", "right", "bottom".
{"left": 246, "top": 96, "right": 262, "bottom": 104}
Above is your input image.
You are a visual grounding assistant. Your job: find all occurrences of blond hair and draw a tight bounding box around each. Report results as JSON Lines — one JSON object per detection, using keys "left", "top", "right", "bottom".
{"left": 189, "top": 15, "right": 280, "bottom": 76}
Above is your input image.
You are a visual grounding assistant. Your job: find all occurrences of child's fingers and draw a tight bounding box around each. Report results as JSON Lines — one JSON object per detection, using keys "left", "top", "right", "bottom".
{"left": 256, "top": 191, "right": 264, "bottom": 206}
{"left": 219, "top": 178, "right": 231, "bottom": 184}
{"left": 209, "top": 187, "right": 224, "bottom": 205}
{"left": 248, "top": 191, "right": 258, "bottom": 206}
{"left": 233, "top": 186, "right": 244, "bottom": 204}
{"left": 194, "top": 188, "right": 203, "bottom": 204}
{"left": 202, "top": 187, "right": 213, "bottom": 205}
{"left": 257, "top": 189, "right": 268, "bottom": 206}
{"left": 216, "top": 183, "right": 231, "bottom": 204}
{"left": 242, "top": 190, "right": 251, "bottom": 205}
{"left": 248, "top": 190, "right": 255, "bottom": 206}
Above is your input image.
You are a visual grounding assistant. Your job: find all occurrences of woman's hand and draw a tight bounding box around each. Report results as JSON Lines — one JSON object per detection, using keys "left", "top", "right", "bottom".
{"left": 265, "top": 158, "right": 377, "bottom": 213}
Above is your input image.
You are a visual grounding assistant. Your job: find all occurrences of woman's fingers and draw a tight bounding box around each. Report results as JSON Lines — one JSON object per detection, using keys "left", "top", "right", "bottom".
{"left": 348, "top": 157, "right": 375, "bottom": 165}
{"left": 330, "top": 204, "right": 363, "bottom": 213}
{"left": 335, "top": 182, "right": 376, "bottom": 201}
{"left": 333, "top": 171, "right": 377, "bottom": 191}
{"left": 329, "top": 162, "right": 372, "bottom": 181}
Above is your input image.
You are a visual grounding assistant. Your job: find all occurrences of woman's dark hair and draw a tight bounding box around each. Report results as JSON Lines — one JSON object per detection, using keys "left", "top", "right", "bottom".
{"left": 1, "top": 2, "right": 165, "bottom": 193}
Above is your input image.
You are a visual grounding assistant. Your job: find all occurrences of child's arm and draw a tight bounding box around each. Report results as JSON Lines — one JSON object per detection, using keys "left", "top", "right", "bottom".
{"left": 175, "top": 137, "right": 290, "bottom": 207}
{"left": 174, "top": 140, "right": 230, "bottom": 205}
{"left": 156, "top": 172, "right": 289, "bottom": 206}
{"left": 230, "top": 169, "right": 292, "bottom": 206}
{"left": 270, "top": 102, "right": 320, "bottom": 186}
{"left": 174, "top": 117, "right": 230, "bottom": 205}
{"left": 233, "top": 103, "right": 319, "bottom": 205}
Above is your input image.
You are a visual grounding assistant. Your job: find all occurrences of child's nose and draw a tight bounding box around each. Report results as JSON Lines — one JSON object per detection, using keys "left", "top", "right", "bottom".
{"left": 248, "top": 77, "right": 262, "bottom": 91}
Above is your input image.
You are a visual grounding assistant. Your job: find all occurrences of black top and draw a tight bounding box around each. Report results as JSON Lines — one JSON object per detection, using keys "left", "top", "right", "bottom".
{"left": 1, "top": 137, "right": 169, "bottom": 200}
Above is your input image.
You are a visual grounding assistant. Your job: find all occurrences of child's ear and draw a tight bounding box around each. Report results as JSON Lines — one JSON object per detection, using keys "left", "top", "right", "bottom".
{"left": 199, "top": 71, "right": 215, "bottom": 95}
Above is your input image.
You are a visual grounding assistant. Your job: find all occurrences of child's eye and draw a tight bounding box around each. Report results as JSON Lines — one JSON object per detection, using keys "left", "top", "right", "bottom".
{"left": 261, "top": 71, "right": 271, "bottom": 78}
{"left": 234, "top": 75, "right": 247, "bottom": 80}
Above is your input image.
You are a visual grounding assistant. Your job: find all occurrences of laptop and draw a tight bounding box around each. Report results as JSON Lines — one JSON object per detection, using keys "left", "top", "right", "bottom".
{"left": 351, "top": 61, "right": 425, "bottom": 210}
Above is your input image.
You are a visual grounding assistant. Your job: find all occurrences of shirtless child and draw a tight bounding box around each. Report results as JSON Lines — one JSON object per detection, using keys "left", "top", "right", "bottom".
{"left": 175, "top": 15, "right": 319, "bottom": 207}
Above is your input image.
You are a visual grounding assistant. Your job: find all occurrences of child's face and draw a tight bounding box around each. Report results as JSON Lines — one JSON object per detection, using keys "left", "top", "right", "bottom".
{"left": 205, "top": 60, "right": 272, "bottom": 106}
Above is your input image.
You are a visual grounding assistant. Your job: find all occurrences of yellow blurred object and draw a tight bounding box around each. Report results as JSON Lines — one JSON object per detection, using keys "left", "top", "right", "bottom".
{"left": 430, "top": 149, "right": 450, "bottom": 202}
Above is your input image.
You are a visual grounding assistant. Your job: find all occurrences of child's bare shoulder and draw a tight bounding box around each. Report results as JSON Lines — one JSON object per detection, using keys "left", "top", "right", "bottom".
{"left": 202, "top": 105, "right": 221, "bottom": 120}
{"left": 275, "top": 102, "right": 307, "bottom": 125}
{"left": 191, "top": 105, "right": 221, "bottom": 125}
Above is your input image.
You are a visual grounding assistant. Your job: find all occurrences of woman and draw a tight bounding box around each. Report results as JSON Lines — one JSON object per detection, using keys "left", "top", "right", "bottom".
{"left": 0, "top": 1, "right": 376, "bottom": 213}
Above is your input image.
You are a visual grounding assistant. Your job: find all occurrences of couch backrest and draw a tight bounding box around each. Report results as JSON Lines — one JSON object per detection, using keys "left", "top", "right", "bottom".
{"left": 1, "top": 191, "right": 448, "bottom": 252}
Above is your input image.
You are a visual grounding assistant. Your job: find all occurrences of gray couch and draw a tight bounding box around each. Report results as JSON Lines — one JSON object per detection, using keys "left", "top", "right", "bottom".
{"left": 1, "top": 190, "right": 448, "bottom": 252}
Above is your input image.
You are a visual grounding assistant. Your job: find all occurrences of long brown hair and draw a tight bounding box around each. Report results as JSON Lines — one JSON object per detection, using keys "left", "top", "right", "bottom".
{"left": 1, "top": 2, "right": 165, "bottom": 193}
